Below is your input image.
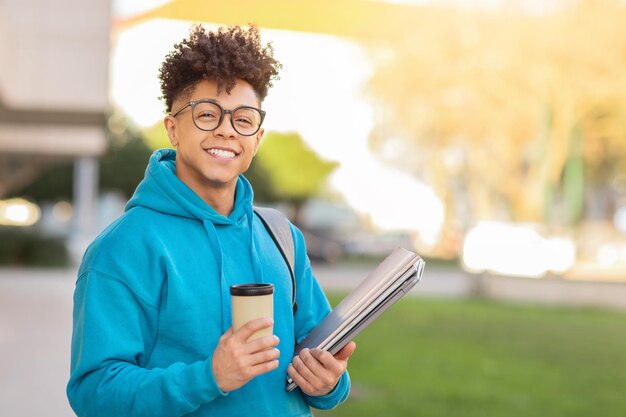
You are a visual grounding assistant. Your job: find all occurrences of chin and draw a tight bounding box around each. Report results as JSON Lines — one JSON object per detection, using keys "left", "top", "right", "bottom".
{"left": 202, "top": 173, "right": 239, "bottom": 188}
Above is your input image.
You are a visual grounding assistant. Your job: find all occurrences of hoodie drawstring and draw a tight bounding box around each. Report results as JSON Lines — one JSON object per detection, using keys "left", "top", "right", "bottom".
{"left": 202, "top": 219, "right": 230, "bottom": 333}
{"left": 246, "top": 206, "right": 265, "bottom": 286}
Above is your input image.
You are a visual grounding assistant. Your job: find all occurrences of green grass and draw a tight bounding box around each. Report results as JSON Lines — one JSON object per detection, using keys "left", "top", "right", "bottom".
{"left": 316, "top": 296, "right": 626, "bottom": 417}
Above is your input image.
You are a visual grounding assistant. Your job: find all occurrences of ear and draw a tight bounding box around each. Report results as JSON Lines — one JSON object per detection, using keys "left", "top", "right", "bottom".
{"left": 253, "top": 128, "right": 264, "bottom": 156}
{"left": 164, "top": 116, "right": 178, "bottom": 147}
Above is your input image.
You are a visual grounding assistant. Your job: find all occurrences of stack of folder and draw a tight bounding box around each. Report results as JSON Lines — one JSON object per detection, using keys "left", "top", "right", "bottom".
{"left": 286, "top": 247, "right": 425, "bottom": 391}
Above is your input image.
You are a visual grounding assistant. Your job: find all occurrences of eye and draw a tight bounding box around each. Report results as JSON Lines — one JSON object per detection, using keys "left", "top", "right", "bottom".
{"left": 233, "top": 108, "right": 259, "bottom": 127}
{"left": 197, "top": 111, "right": 217, "bottom": 120}
{"left": 235, "top": 117, "right": 253, "bottom": 126}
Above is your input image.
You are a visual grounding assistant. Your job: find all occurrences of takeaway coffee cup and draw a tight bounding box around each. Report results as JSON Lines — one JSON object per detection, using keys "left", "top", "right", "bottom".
{"left": 230, "top": 283, "right": 274, "bottom": 342}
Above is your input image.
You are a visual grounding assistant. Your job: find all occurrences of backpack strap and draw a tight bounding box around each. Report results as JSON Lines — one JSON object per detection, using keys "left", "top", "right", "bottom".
{"left": 253, "top": 206, "right": 298, "bottom": 315}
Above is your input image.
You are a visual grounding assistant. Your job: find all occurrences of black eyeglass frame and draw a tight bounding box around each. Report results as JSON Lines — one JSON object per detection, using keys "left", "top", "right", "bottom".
{"left": 170, "top": 99, "right": 266, "bottom": 136}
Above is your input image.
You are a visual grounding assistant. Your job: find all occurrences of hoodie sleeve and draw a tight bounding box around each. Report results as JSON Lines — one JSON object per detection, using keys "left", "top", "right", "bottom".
{"left": 290, "top": 225, "right": 352, "bottom": 410}
{"left": 67, "top": 269, "right": 227, "bottom": 417}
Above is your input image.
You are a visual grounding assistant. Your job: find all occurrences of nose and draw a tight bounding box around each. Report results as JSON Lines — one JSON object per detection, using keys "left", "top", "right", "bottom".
{"left": 212, "top": 111, "right": 237, "bottom": 138}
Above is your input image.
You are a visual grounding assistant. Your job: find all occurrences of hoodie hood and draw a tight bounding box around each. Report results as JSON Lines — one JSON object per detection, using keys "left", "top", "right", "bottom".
{"left": 126, "top": 148, "right": 252, "bottom": 225}
{"left": 126, "top": 148, "right": 263, "bottom": 332}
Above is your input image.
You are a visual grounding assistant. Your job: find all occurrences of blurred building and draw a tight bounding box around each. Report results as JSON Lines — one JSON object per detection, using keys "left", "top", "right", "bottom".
{"left": 0, "top": 1, "right": 110, "bottom": 259}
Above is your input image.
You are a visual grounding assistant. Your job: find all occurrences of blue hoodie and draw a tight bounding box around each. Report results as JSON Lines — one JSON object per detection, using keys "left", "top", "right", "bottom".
{"left": 67, "top": 149, "right": 350, "bottom": 416}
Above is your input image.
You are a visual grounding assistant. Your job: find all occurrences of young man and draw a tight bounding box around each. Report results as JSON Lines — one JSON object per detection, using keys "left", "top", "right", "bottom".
{"left": 67, "top": 25, "right": 356, "bottom": 416}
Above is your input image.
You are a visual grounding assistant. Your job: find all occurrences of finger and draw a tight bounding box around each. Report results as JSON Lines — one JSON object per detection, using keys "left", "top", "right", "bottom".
{"left": 334, "top": 341, "right": 357, "bottom": 361}
{"left": 244, "top": 334, "right": 280, "bottom": 354}
{"left": 299, "top": 348, "right": 328, "bottom": 374}
{"left": 293, "top": 349, "right": 325, "bottom": 384}
{"left": 234, "top": 317, "right": 273, "bottom": 342}
{"left": 305, "top": 349, "right": 344, "bottom": 386}
{"left": 287, "top": 363, "right": 315, "bottom": 393}
{"left": 249, "top": 359, "right": 280, "bottom": 378}
{"left": 310, "top": 349, "right": 343, "bottom": 375}
{"left": 248, "top": 347, "right": 280, "bottom": 366}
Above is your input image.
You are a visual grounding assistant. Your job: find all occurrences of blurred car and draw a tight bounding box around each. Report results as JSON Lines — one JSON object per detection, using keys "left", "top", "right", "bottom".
{"left": 340, "top": 231, "right": 414, "bottom": 258}
{"left": 462, "top": 221, "right": 576, "bottom": 278}
{"left": 301, "top": 228, "right": 343, "bottom": 263}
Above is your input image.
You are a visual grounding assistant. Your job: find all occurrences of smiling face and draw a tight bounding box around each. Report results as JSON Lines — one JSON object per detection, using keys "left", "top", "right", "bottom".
{"left": 164, "top": 79, "right": 264, "bottom": 207}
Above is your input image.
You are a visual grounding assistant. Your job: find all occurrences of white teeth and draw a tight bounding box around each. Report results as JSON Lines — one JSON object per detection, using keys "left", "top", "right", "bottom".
{"left": 208, "top": 148, "right": 236, "bottom": 159}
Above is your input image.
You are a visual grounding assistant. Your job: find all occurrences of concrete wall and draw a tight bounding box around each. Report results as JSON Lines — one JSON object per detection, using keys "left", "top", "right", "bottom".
{"left": 0, "top": 0, "right": 110, "bottom": 157}
{"left": 0, "top": 0, "right": 109, "bottom": 111}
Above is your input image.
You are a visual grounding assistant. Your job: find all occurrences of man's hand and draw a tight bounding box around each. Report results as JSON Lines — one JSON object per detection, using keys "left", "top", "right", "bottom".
{"left": 212, "top": 318, "right": 280, "bottom": 392}
{"left": 287, "top": 341, "right": 356, "bottom": 396}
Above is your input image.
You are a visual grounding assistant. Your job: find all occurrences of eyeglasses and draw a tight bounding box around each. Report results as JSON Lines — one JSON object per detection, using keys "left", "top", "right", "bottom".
{"left": 170, "top": 99, "right": 266, "bottom": 136}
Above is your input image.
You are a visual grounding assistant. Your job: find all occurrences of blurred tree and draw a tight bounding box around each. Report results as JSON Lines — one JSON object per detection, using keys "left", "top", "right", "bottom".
{"left": 142, "top": 120, "right": 173, "bottom": 150}
{"left": 366, "top": 0, "right": 626, "bottom": 249}
{"left": 11, "top": 160, "right": 74, "bottom": 201}
{"left": 245, "top": 157, "right": 278, "bottom": 205}
{"left": 99, "top": 120, "right": 153, "bottom": 199}
{"left": 247, "top": 131, "right": 338, "bottom": 224}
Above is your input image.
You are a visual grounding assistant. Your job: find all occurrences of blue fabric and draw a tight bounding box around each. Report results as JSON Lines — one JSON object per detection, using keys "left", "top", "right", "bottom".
{"left": 67, "top": 148, "right": 350, "bottom": 416}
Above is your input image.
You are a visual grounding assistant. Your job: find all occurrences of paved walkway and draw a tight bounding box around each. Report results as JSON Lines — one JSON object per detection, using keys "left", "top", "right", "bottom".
{"left": 313, "top": 262, "right": 626, "bottom": 310}
{"left": 0, "top": 269, "right": 75, "bottom": 417}
{"left": 1, "top": 265, "right": 625, "bottom": 416}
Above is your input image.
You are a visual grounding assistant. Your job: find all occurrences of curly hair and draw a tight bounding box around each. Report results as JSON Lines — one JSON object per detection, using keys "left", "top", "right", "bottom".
{"left": 158, "top": 24, "right": 281, "bottom": 113}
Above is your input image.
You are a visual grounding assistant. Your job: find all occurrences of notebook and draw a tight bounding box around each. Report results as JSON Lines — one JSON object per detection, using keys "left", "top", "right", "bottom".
{"left": 286, "top": 247, "right": 425, "bottom": 392}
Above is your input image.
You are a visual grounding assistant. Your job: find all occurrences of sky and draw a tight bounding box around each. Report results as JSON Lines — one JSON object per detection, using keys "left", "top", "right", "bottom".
{"left": 110, "top": 1, "right": 445, "bottom": 245}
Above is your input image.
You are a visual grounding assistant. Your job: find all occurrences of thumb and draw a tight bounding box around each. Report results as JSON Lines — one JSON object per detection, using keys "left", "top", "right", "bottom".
{"left": 219, "top": 327, "right": 233, "bottom": 343}
{"left": 334, "top": 341, "right": 356, "bottom": 361}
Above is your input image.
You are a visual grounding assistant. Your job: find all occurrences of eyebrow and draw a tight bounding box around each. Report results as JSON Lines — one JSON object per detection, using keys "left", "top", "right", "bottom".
{"left": 193, "top": 98, "right": 262, "bottom": 109}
